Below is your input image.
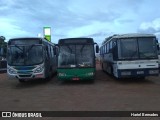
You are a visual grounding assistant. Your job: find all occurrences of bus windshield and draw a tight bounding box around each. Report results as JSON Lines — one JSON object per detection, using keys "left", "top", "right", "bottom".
{"left": 8, "top": 45, "right": 43, "bottom": 66}
{"left": 118, "top": 37, "right": 157, "bottom": 59}
{"left": 138, "top": 38, "right": 157, "bottom": 59}
{"left": 58, "top": 45, "right": 94, "bottom": 68}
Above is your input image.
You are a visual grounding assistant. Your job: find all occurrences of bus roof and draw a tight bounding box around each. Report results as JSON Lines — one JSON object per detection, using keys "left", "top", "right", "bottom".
{"left": 9, "top": 37, "right": 43, "bottom": 40}
{"left": 58, "top": 37, "right": 94, "bottom": 44}
{"left": 102, "top": 33, "right": 156, "bottom": 45}
{"left": 111, "top": 33, "right": 156, "bottom": 38}
{"left": 8, "top": 37, "right": 55, "bottom": 45}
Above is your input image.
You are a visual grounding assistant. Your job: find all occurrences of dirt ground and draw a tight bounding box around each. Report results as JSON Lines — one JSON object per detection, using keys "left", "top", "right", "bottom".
{"left": 0, "top": 63, "right": 160, "bottom": 119}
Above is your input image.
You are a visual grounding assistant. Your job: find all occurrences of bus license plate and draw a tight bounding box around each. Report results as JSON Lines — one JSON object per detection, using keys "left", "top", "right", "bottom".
{"left": 137, "top": 71, "right": 144, "bottom": 74}
{"left": 72, "top": 78, "right": 79, "bottom": 80}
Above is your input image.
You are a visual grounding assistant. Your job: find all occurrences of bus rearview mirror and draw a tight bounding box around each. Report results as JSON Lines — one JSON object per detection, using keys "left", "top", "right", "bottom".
{"left": 57, "top": 47, "right": 59, "bottom": 56}
{"left": 96, "top": 45, "right": 99, "bottom": 53}
{"left": 156, "top": 40, "right": 159, "bottom": 51}
{"left": 53, "top": 47, "right": 57, "bottom": 55}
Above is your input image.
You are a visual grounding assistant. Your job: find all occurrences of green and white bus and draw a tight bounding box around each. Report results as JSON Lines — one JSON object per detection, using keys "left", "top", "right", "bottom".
{"left": 7, "top": 37, "right": 57, "bottom": 82}
{"left": 57, "top": 38, "right": 99, "bottom": 81}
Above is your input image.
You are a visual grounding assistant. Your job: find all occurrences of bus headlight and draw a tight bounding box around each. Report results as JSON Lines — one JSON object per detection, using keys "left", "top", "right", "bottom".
{"left": 58, "top": 73, "right": 66, "bottom": 77}
{"left": 149, "top": 70, "right": 159, "bottom": 74}
{"left": 34, "top": 65, "right": 44, "bottom": 73}
{"left": 8, "top": 68, "right": 17, "bottom": 74}
{"left": 121, "top": 71, "right": 131, "bottom": 76}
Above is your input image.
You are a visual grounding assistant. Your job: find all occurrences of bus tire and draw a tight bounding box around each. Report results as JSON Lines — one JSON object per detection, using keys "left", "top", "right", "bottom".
{"left": 102, "top": 64, "right": 104, "bottom": 71}
{"left": 91, "top": 79, "right": 95, "bottom": 83}
{"left": 18, "top": 79, "right": 25, "bottom": 83}
{"left": 46, "top": 67, "right": 52, "bottom": 81}
{"left": 139, "top": 76, "right": 145, "bottom": 80}
{"left": 110, "top": 66, "right": 113, "bottom": 75}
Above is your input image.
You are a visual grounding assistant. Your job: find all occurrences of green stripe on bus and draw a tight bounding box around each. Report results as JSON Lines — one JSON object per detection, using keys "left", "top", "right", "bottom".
{"left": 57, "top": 68, "right": 95, "bottom": 80}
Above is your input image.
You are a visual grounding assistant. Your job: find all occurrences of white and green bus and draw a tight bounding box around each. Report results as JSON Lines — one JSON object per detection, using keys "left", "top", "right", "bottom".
{"left": 7, "top": 37, "right": 57, "bottom": 82}
{"left": 57, "top": 38, "right": 99, "bottom": 81}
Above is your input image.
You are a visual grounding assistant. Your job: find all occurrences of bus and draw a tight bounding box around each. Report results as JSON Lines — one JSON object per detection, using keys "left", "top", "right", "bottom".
{"left": 7, "top": 37, "right": 57, "bottom": 82}
{"left": 100, "top": 33, "right": 159, "bottom": 79}
{"left": 57, "top": 38, "right": 99, "bottom": 81}
{"left": 0, "top": 36, "right": 7, "bottom": 72}
{"left": 158, "top": 43, "right": 160, "bottom": 72}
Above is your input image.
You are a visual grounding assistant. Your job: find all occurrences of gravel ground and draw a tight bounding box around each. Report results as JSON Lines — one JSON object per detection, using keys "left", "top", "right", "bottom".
{"left": 0, "top": 63, "right": 160, "bottom": 120}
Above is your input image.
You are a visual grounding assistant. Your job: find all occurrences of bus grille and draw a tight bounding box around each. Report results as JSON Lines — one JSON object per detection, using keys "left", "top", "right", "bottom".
{"left": 19, "top": 75, "right": 32, "bottom": 78}
{"left": 18, "top": 71, "right": 32, "bottom": 74}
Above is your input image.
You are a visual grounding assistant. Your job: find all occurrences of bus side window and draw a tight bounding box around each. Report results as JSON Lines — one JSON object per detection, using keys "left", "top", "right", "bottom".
{"left": 50, "top": 46, "right": 53, "bottom": 58}
{"left": 109, "top": 41, "right": 112, "bottom": 52}
{"left": 112, "top": 40, "right": 116, "bottom": 48}
{"left": 112, "top": 40, "right": 117, "bottom": 59}
{"left": 48, "top": 45, "right": 51, "bottom": 58}
{"left": 103, "top": 45, "right": 106, "bottom": 54}
{"left": 53, "top": 46, "right": 56, "bottom": 55}
{"left": 104, "top": 45, "right": 106, "bottom": 54}
{"left": 107, "top": 43, "right": 109, "bottom": 53}
{"left": 45, "top": 45, "right": 49, "bottom": 59}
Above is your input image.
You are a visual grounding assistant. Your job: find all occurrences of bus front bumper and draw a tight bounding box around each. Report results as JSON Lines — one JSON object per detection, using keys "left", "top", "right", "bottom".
{"left": 57, "top": 68, "right": 95, "bottom": 81}
{"left": 117, "top": 68, "right": 159, "bottom": 78}
{"left": 7, "top": 72, "right": 45, "bottom": 80}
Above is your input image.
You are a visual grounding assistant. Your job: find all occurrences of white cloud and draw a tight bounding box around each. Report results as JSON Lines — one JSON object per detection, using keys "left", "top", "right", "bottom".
{"left": 1, "top": 0, "right": 160, "bottom": 43}
{"left": 0, "top": 18, "right": 31, "bottom": 40}
{"left": 66, "top": 21, "right": 110, "bottom": 37}
{"left": 140, "top": 18, "right": 160, "bottom": 31}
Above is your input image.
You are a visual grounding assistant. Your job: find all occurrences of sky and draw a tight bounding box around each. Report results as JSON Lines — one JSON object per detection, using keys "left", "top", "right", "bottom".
{"left": 1, "top": 0, "right": 160, "bottom": 44}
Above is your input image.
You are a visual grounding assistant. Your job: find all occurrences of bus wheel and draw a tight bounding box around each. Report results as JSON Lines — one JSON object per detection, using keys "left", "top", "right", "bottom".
{"left": 102, "top": 64, "right": 104, "bottom": 71}
{"left": 139, "top": 76, "right": 145, "bottom": 80}
{"left": 110, "top": 66, "right": 113, "bottom": 75}
{"left": 46, "top": 68, "right": 52, "bottom": 81}
{"left": 18, "top": 79, "right": 25, "bottom": 83}
{"left": 50, "top": 67, "right": 53, "bottom": 77}
{"left": 91, "top": 79, "right": 95, "bottom": 83}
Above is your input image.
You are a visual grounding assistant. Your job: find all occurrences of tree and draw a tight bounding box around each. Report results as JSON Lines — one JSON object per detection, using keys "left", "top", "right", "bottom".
{"left": 0, "top": 36, "right": 7, "bottom": 58}
{"left": 0, "top": 36, "right": 6, "bottom": 43}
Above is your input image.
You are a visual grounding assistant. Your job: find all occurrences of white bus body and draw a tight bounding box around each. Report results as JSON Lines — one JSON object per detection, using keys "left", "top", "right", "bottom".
{"left": 100, "top": 34, "right": 159, "bottom": 78}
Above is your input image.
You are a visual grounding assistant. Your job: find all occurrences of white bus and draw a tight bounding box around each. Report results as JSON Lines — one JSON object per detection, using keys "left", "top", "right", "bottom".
{"left": 7, "top": 37, "right": 57, "bottom": 82}
{"left": 100, "top": 34, "right": 159, "bottom": 78}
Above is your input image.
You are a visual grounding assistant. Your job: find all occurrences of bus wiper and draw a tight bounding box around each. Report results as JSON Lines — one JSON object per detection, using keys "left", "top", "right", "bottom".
{"left": 80, "top": 45, "right": 85, "bottom": 53}
{"left": 26, "top": 44, "right": 35, "bottom": 53}
{"left": 130, "top": 51, "right": 138, "bottom": 59}
{"left": 142, "top": 55, "right": 156, "bottom": 59}
{"left": 140, "top": 52, "right": 156, "bottom": 59}
{"left": 24, "top": 45, "right": 36, "bottom": 64}
{"left": 67, "top": 45, "right": 72, "bottom": 53}
{"left": 14, "top": 45, "right": 23, "bottom": 52}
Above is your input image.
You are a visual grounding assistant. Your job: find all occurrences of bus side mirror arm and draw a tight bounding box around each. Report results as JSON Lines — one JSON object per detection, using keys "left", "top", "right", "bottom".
{"left": 94, "top": 43, "right": 99, "bottom": 53}
{"left": 55, "top": 45, "right": 59, "bottom": 56}
{"left": 53, "top": 47, "right": 56, "bottom": 55}
{"left": 156, "top": 39, "right": 159, "bottom": 50}
{"left": 96, "top": 45, "right": 99, "bottom": 53}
